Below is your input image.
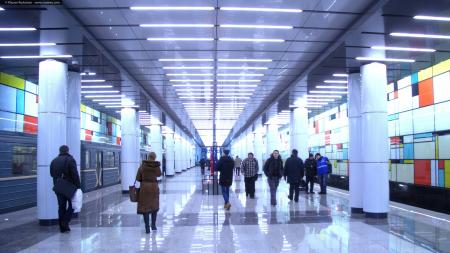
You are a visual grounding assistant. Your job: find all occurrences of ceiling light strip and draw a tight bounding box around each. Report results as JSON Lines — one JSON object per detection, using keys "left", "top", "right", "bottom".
{"left": 220, "top": 24, "right": 292, "bottom": 29}
{"left": 390, "top": 32, "right": 450, "bottom": 40}
{"left": 220, "top": 7, "right": 302, "bottom": 13}
{"left": 131, "top": 6, "right": 215, "bottom": 11}
{"left": 355, "top": 56, "right": 415, "bottom": 63}
{"left": 371, "top": 46, "right": 436, "bottom": 52}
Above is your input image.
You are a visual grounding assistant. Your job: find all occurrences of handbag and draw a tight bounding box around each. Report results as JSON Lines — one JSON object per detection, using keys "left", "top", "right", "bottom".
{"left": 129, "top": 180, "right": 140, "bottom": 202}
{"left": 52, "top": 157, "right": 77, "bottom": 199}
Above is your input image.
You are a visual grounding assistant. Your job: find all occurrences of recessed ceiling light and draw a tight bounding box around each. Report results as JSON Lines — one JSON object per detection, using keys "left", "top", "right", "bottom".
{"left": 216, "top": 96, "right": 250, "bottom": 99}
{"left": 179, "top": 96, "right": 214, "bottom": 99}
{"left": 355, "top": 56, "right": 415, "bottom": 63}
{"left": 371, "top": 46, "right": 436, "bottom": 52}
{"left": 413, "top": 15, "right": 450, "bottom": 22}
{"left": 306, "top": 95, "right": 341, "bottom": 98}
{"left": 0, "top": 54, "right": 72, "bottom": 59}
{"left": 0, "top": 43, "right": 55, "bottom": 47}
{"left": 220, "top": 24, "right": 293, "bottom": 29}
{"left": 166, "top": 73, "right": 214, "bottom": 76}
{"left": 218, "top": 66, "right": 268, "bottom": 70}
{"left": 163, "top": 66, "right": 214, "bottom": 70}
{"left": 217, "top": 73, "right": 264, "bottom": 76}
{"left": 0, "top": 27, "right": 36, "bottom": 31}
{"left": 170, "top": 79, "right": 214, "bottom": 82}
{"left": 81, "top": 79, "right": 106, "bottom": 83}
{"left": 81, "top": 85, "right": 113, "bottom": 89}
{"left": 172, "top": 84, "right": 214, "bottom": 87}
{"left": 219, "top": 38, "right": 284, "bottom": 42}
{"left": 131, "top": 6, "right": 215, "bottom": 11}
{"left": 333, "top": 73, "right": 348, "bottom": 77}
{"left": 324, "top": 80, "right": 348, "bottom": 84}
{"left": 140, "top": 24, "right": 214, "bottom": 28}
{"left": 316, "top": 85, "right": 348, "bottom": 89}
{"left": 310, "top": 90, "right": 348, "bottom": 94}
{"left": 218, "top": 59, "right": 272, "bottom": 62}
{"left": 85, "top": 95, "right": 125, "bottom": 98}
{"left": 390, "top": 32, "right": 450, "bottom": 40}
{"left": 80, "top": 72, "right": 96, "bottom": 76}
{"left": 220, "top": 7, "right": 302, "bottom": 13}
{"left": 217, "top": 79, "right": 261, "bottom": 82}
{"left": 147, "top": 37, "right": 214, "bottom": 41}
{"left": 81, "top": 90, "right": 119, "bottom": 94}
{"left": 159, "top": 58, "right": 214, "bottom": 62}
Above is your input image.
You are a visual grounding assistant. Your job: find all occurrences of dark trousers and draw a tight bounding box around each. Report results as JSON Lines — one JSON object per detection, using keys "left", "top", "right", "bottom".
{"left": 268, "top": 178, "right": 280, "bottom": 205}
{"left": 305, "top": 176, "right": 315, "bottom": 193}
{"left": 318, "top": 174, "right": 328, "bottom": 193}
{"left": 235, "top": 167, "right": 240, "bottom": 176}
{"left": 143, "top": 211, "right": 157, "bottom": 229}
{"left": 288, "top": 183, "right": 300, "bottom": 201}
{"left": 244, "top": 176, "right": 256, "bottom": 197}
{"left": 56, "top": 193, "right": 74, "bottom": 227}
{"left": 201, "top": 166, "right": 205, "bottom": 175}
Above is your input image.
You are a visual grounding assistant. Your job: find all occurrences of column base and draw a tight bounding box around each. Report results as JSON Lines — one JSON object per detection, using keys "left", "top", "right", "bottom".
{"left": 351, "top": 207, "right": 364, "bottom": 214}
{"left": 39, "top": 219, "right": 59, "bottom": 226}
{"left": 365, "top": 212, "right": 388, "bottom": 219}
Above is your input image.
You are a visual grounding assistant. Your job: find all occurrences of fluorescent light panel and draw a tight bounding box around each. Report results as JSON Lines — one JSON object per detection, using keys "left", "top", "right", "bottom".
{"left": 310, "top": 90, "right": 348, "bottom": 94}
{"left": 92, "top": 99, "right": 122, "bottom": 102}
{"left": 81, "top": 79, "right": 106, "bottom": 83}
{"left": 324, "top": 80, "right": 348, "bottom": 84}
{"left": 306, "top": 95, "right": 341, "bottom": 98}
{"left": 0, "top": 27, "right": 36, "bottom": 31}
{"left": 163, "top": 66, "right": 213, "bottom": 70}
{"left": 217, "top": 73, "right": 263, "bottom": 76}
{"left": 172, "top": 84, "right": 213, "bottom": 87}
{"left": 217, "top": 79, "right": 260, "bottom": 82}
{"left": 390, "top": 32, "right": 450, "bottom": 40}
{"left": 217, "top": 84, "right": 258, "bottom": 87}
{"left": 218, "top": 66, "right": 268, "bottom": 70}
{"left": 147, "top": 37, "right": 213, "bottom": 41}
{"left": 159, "top": 58, "right": 213, "bottom": 62}
{"left": 355, "top": 56, "right": 415, "bottom": 63}
{"left": 218, "top": 59, "right": 272, "bottom": 62}
{"left": 170, "top": 79, "right": 214, "bottom": 82}
{"left": 81, "top": 85, "right": 113, "bottom": 89}
{"left": 371, "top": 46, "right": 436, "bottom": 52}
{"left": 413, "top": 15, "right": 450, "bottom": 22}
{"left": 316, "top": 85, "right": 348, "bottom": 89}
{"left": 219, "top": 38, "right": 284, "bottom": 42}
{"left": 85, "top": 95, "right": 125, "bottom": 98}
{"left": 131, "top": 6, "right": 214, "bottom": 11}
{"left": 220, "top": 24, "right": 292, "bottom": 29}
{"left": 0, "top": 55, "right": 72, "bottom": 59}
{"left": 220, "top": 7, "right": 302, "bottom": 13}
{"left": 333, "top": 73, "right": 348, "bottom": 77}
{"left": 166, "top": 73, "right": 213, "bottom": 76}
{"left": 140, "top": 24, "right": 214, "bottom": 28}
{"left": 0, "top": 43, "right": 55, "bottom": 47}
{"left": 80, "top": 72, "right": 96, "bottom": 76}
{"left": 81, "top": 90, "right": 119, "bottom": 94}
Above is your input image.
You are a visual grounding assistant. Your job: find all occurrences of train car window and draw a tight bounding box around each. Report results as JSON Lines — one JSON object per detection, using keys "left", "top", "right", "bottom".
{"left": 11, "top": 146, "right": 37, "bottom": 176}
{"left": 84, "top": 150, "right": 90, "bottom": 170}
{"left": 104, "top": 151, "right": 115, "bottom": 168}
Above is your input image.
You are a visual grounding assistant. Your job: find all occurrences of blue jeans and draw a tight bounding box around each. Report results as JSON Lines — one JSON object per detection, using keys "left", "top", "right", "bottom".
{"left": 268, "top": 178, "right": 280, "bottom": 205}
{"left": 221, "top": 185, "right": 230, "bottom": 204}
{"left": 318, "top": 174, "right": 328, "bottom": 193}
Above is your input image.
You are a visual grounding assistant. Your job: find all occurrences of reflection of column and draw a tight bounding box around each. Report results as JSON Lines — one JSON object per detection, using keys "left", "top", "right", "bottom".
{"left": 182, "top": 134, "right": 187, "bottom": 171}
{"left": 291, "top": 105, "right": 309, "bottom": 159}
{"left": 348, "top": 72, "right": 364, "bottom": 214}
{"left": 37, "top": 60, "right": 68, "bottom": 225}
{"left": 174, "top": 133, "right": 182, "bottom": 173}
{"left": 266, "top": 124, "right": 279, "bottom": 157}
{"left": 253, "top": 132, "right": 263, "bottom": 175}
{"left": 361, "top": 62, "right": 389, "bottom": 218}
{"left": 165, "top": 133, "right": 175, "bottom": 176}
{"left": 120, "top": 108, "right": 140, "bottom": 192}
{"left": 150, "top": 124, "right": 162, "bottom": 180}
{"left": 66, "top": 71, "right": 81, "bottom": 175}
{"left": 246, "top": 130, "right": 253, "bottom": 155}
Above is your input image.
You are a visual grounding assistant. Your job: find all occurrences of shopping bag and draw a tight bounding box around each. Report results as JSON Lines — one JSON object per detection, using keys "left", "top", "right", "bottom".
{"left": 129, "top": 180, "right": 139, "bottom": 202}
{"left": 71, "top": 189, "right": 83, "bottom": 212}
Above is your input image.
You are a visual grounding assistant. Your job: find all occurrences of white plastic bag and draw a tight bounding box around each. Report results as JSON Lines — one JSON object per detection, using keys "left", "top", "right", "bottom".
{"left": 71, "top": 189, "right": 83, "bottom": 213}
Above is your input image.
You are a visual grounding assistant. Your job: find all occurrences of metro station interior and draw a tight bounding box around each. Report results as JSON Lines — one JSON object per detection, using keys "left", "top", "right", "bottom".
{"left": 0, "top": 0, "right": 449, "bottom": 252}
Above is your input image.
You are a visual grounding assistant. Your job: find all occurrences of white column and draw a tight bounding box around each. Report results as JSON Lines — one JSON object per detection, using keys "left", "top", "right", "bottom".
{"left": 120, "top": 108, "right": 140, "bottom": 192}
{"left": 348, "top": 72, "right": 364, "bottom": 213}
{"left": 150, "top": 124, "right": 162, "bottom": 179}
{"left": 246, "top": 131, "right": 253, "bottom": 155}
{"left": 165, "top": 133, "right": 175, "bottom": 176}
{"left": 66, "top": 71, "right": 81, "bottom": 176}
{"left": 253, "top": 132, "right": 263, "bottom": 175}
{"left": 290, "top": 104, "right": 309, "bottom": 159}
{"left": 37, "top": 60, "right": 68, "bottom": 224}
{"left": 174, "top": 133, "right": 182, "bottom": 173}
{"left": 361, "top": 62, "right": 389, "bottom": 217}
{"left": 266, "top": 124, "right": 279, "bottom": 157}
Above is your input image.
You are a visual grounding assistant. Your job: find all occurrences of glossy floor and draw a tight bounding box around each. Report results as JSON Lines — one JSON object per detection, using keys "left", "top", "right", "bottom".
{"left": 1, "top": 168, "right": 449, "bottom": 253}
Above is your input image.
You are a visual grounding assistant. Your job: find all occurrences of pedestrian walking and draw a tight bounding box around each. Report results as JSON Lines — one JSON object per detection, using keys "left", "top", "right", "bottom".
{"left": 263, "top": 150, "right": 283, "bottom": 206}
{"left": 241, "top": 152, "right": 259, "bottom": 198}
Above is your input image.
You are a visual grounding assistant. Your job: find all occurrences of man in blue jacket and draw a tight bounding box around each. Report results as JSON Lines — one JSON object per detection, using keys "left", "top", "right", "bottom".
{"left": 315, "top": 153, "right": 330, "bottom": 194}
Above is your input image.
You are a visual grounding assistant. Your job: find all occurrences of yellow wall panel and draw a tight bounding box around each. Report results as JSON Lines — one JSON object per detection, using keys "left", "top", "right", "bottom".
{"left": 0, "top": 72, "right": 25, "bottom": 90}
{"left": 404, "top": 160, "right": 414, "bottom": 164}
{"left": 445, "top": 160, "right": 450, "bottom": 187}
{"left": 80, "top": 104, "right": 86, "bottom": 113}
{"left": 432, "top": 59, "right": 450, "bottom": 76}
{"left": 418, "top": 67, "right": 433, "bottom": 81}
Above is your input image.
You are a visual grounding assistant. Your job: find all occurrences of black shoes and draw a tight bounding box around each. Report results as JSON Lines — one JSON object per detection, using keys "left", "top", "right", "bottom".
{"left": 59, "top": 223, "right": 70, "bottom": 233}
{"left": 145, "top": 227, "right": 150, "bottom": 234}
{"left": 287, "top": 195, "right": 293, "bottom": 201}
{"left": 151, "top": 226, "right": 157, "bottom": 231}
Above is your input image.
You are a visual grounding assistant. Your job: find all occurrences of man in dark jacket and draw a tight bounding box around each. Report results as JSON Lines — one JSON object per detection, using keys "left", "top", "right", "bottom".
{"left": 50, "top": 145, "right": 80, "bottom": 233}
{"left": 304, "top": 153, "right": 317, "bottom": 194}
{"left": 283, "top": 149, "right": 304, "bottom": 202}
{"left": 263, "top": 150, "right": 283, "bottom": 206}
{"left": 217, "top": 150, "right": 234, "bottom": 210}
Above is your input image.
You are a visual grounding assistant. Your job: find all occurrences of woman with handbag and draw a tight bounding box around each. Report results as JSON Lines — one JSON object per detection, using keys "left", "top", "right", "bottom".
{"left": 136, "top": 152, "right": 162, "bottom": 233}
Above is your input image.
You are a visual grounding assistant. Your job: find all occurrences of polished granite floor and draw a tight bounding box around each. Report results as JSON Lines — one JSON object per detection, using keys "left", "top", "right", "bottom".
{"left": 1, "top": 168, "right": 449, "bottom": 253}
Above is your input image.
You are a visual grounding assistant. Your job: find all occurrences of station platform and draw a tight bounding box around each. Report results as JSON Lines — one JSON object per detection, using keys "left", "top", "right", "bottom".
{"left": 1, "top": 168, "right": 448, "bottom": 253}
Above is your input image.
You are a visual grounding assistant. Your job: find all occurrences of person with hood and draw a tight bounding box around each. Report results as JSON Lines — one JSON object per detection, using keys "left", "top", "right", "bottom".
{"left": 50, "top": 145, "right": 81, "bottom": 233}
{"left": 217, "top": 150, "right": 234, "bottom": 210}
{"left": 315, "top": 153, "right": 331, "bottom": 194}
{"left": 304, "top": 153, "right": 317, "bottom": 194}
{"left": 283, "top": 149, "right": 304, "bottom": 202}
{"left": 263, "top": 150, "right": 283, "bottom": 206}
{"left": 241, "top": 152, "right": 259, "bottom": 198}
{"left": 136, "top": 151, "right": 162, "bottom": 233}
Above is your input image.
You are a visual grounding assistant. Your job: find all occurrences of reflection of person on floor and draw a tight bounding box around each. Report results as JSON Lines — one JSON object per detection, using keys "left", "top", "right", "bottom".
{"left": 267, "top": 210, "right": 283, "bottom": 252}
{"left": 286, "top": 211, "right": 306, "bottom": 250}
{"left": 219, "top": 212, "right": 236, "bottom": 253}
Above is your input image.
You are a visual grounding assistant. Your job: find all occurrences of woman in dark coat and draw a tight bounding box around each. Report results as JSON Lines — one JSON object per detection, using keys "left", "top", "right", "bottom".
{"left": 217, "top": 150, "right": 234, "bottom": 210}
{"left": 263, "top": 150, "right": 283, "bottom": 206}
{"left": 136, "top": 152, "right": 162, "bottom": 233}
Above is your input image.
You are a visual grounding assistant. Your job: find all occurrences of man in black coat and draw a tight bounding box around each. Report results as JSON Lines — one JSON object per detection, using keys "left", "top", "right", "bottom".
{"left": 283, "top": 149, "right": 304, "bottom": 202}
{"left": 50, "top": 145, "right": 81, "bottom": 233}
{"left": 217, "top": 150, "right": 234, "bottom": 210}
{"left": 304, "top": 153, "right": 317, "bottom": 194}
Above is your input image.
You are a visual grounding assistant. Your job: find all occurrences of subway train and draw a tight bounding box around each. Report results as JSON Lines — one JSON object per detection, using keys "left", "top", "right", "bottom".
{"left": 0, "top": 130, "right": 126, "bottom": 214}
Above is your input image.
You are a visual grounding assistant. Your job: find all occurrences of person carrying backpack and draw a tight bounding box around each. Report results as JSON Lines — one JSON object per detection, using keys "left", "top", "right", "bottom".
{"left": 283, "top": 149, "right": 304, "bottom": 202}
{"left": 263, "top": 150, "right": 283, "bottom": 206}
{"left": 315, "top": 153, "right": 331, "bottom": 194}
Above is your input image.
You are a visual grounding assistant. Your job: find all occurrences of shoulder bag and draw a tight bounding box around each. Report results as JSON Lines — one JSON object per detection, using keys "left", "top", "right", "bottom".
{"left": 129, "top": 180, "right": 140, "bottom": 202}
{"left": 53, "top": 157, "right": 77, "bottom": 199}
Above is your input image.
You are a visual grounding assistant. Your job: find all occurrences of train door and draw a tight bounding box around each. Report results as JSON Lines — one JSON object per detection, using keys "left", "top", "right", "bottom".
{"left": 95, "top": 150, "right": 103, "bottom": 188}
